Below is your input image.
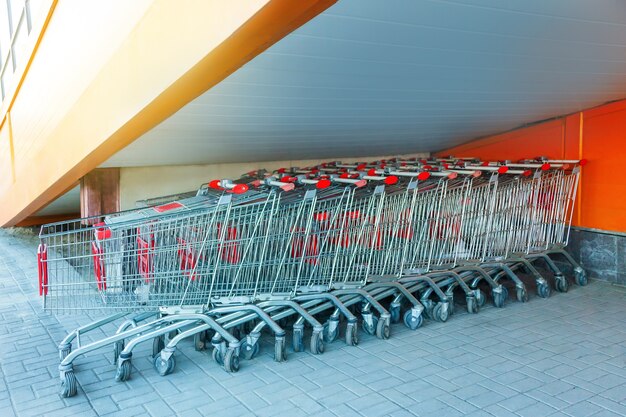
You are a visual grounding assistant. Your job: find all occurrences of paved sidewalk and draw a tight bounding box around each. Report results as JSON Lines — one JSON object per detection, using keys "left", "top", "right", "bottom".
{"left": 0, "top": 228, "right": 625, "bottom": 417}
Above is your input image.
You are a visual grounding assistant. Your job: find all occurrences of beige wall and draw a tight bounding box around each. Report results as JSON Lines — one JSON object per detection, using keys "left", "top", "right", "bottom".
{"left": 119, "top": 153, "right": 428, "bottom": 210}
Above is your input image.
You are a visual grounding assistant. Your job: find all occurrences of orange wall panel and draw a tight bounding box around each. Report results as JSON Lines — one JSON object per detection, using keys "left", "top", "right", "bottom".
{"left": 437, "top": 99, "right": 626, "bottom": 233}
{"left": 580, "top": 106, "right": 626, "bottom": 232}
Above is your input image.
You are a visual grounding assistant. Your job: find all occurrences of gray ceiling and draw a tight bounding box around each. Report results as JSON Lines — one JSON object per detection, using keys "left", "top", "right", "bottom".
{"left": 103, "top": 0, "right": 626, "bottom": 167}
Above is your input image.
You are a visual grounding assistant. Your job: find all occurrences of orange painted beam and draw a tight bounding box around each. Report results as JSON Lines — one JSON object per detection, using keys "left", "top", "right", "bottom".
{"left": 0, "top": 0, "right": 336, "bottom": 226}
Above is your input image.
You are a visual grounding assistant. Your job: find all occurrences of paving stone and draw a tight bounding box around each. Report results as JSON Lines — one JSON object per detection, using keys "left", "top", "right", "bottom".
{"left": 558, "top": 387, "right": 596, "bottom": 405}
{"left": 501, "top": 393, "right": 540, "bottom": 412}
{"left": 588, "top": 395, "right": 626, "bottom": 415}
{"left": 89, "top": 396, "right": 120, "bottom": 415}
{"left": 467, "top": 391, "right": 507, "bottom": 409}
{"left": 515, "top": 401, "right": 558, "bottom": 417}
{"left": 561, "top": 401, "right": 604, "bottom": 417}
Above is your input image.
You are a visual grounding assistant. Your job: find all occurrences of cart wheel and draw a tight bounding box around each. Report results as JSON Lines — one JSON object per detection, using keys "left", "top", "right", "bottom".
{"left": 466, "top": 296, "right": 479, "bottom": 314}
{"left": 241, "top": 340, "right": 259, "bottom": 360}
{"left": 375, "top": 318, "right": 390, "bottom": 340}
{"left": 537, "top": 282, "right": 551, "bottom": 299}
{"left": 113, "top": 340, "right": 124, "bottom": 363}
{"left": 152, "top": 336, "right": 165, "bottom": 358}
{"left": 310, "top": 331, "right": 325, "bottom": 355}
{"left": 516, "top": 287, "right": 529, "bottom": 303}
{"left": 224, "top": 348, "right": 240, "bottom": 373}
{"left": 293, "top": 328, "right": 304, "bottom": 353}
{"left": 115, "top": 360, "right": 132, "bottom": 382}
{"left": 433, "top": 302, "right": 449, "bottom": 322}
{"left": 345, "top": 322, "right": 358, "bottom": 346}
{"left": 59, "top": 344, "right": 71, "bottom": 362}
{"left": 575, "top": 268, "right": 588, "bottom": 286}
{"left": 194, "top": 333, "right": 206, "bottom": 351}
{"left": 555, "top": 276, "right": 569, "bottom": 293}
{"left": 389, "top": 305, "right": 401, "bottom": 324}
{"left": 446, "top": 296, "right": 456, "bottom": 316}
{"left": 475, "top": 290, "right": 486, "bottom": 308}
{"left": 420, "top": 299, "right": 436, "bottom": 320}
{"left": 274, "top": 337, "right": 287, "bottom": 362}
{"left": 492, "top": 288, "right": 507, "bottom": 308}
{"left": 59, "top": 371, "right": 77, "bottom": 398}
{"left": 154, "top": 354, "right": 176, "bottom": 376}
{"left": 403, "top": 310, "right": 423, "bottom": 330}
{"left": 362, "top": 315, "right": 377, "bottom": 335}
{"left": 212, "top": 348, "right": 224, "bottom": 366}
{"left": 323, "top": 320, "right": 339, "bottom": 343}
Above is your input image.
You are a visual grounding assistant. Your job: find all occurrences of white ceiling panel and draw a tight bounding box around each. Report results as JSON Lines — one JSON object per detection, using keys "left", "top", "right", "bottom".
{"left": 103, "top": 0, "right": 626, "bottom": 167}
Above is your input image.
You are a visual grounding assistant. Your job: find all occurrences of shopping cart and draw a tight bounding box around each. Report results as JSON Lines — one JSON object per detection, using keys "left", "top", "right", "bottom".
{"left": 39, "top": 156, "right": 587, "bottom": 398}
{"left": 40, "top": 181, "right": 299, "bottom": 396}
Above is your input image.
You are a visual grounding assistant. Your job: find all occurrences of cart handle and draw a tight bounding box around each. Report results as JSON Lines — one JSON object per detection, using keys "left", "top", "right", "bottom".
{"left": 265, "top": 179, "right": 295, "bottom": 191}
{"left": 331, "top": 177, "right": 367, "bottom": 187}
{"left": 506, "top": 163, "right": 551, "bottom": 171}
{"left": 208, "top": 179, "right": 249, "bottom": 194}
{"left": 303, "top": 178, "right": 332, "bottom": 189}
{"left": 539, "top": 159, "right": 588, "bottom": 166}
{"left": 465, "top": 165, "right": 510, "bottom": 174}
{"left": 386, "top": 171, "right": 432, "bottom": 180}
{"left": 446, "top": 169, "right": 482, "bottom": 177}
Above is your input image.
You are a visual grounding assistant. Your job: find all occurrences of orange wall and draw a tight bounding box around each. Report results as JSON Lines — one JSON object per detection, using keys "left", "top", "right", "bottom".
{"left": 437, "top": 100, "right": 626, "bottom": 233}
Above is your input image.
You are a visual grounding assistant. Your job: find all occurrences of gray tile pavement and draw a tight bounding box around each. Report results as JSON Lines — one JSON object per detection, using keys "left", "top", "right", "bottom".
{"left": 1, "top": 228, "right": 625, "bottom": 416}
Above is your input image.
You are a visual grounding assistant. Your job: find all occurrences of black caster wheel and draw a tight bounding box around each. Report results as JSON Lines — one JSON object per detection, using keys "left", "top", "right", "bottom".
{"left": 575, "top": 268, "right": 588, "bottom": 286}
{"left": 212, "top": 348, "right": 224, "bottom": 366}
{"left": 240, "top": 340, "right": 259, "bottom": 360}
{"left": 403, "top": 310, "right": 423, "bottom": 330}
{"left": 421, "top": 300, "right": 435, "bottom": 320}
{"left": 537, "top": 282, "right": 551, "bottom": 298}
{"left": 115, "top": 360, "right": 132, "bottom": 382}
{"left": 60, "top": 371, "right": 77, "bottom": 398}
{"left": 433, "top": 302, "right": 449, "bottom": 322}
{"left": 362, "top": 315, "right": 377, "bottom": 335}
{"left": 492, "top": 288, "right": 507, "bottom": 308}
{"left": 310, "top": 331, "right": 325, "bottom": 355}
{"left": 467, "top": 296, "right": 480, "bottom": 313}
{"left": 323, "top": 320, "right": 339, "bottom": 343}
{"left": 224, "top": 349, "right": 240, "bottom": 373}
{"left": 194, "top": 332, "right": 206, "bottom": 351}
{"left": 475, "top": 290, "right": 487, "bottom": 308}
{"left": 375, "top": 318, "right": 390, "bottom": 340}
{"left": 154, "top": 354, "right": 176, "bottom": 376}
{"left": 516, "top": 287, "right": 529, "bottom": 303}
{"left": 555, "top": 276, "right": 569, "bottom": 293}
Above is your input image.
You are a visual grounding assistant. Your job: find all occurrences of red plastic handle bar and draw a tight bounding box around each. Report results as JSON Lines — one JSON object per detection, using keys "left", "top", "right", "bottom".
{"left": 91, "top": 242, "right": 107, "bottom": 291}
{"left": 37, "top": 244, "right": 48, "bottom": 296}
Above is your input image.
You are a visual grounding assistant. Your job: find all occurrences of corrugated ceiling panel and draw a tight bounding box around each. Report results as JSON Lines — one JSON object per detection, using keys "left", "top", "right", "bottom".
{"left": 103, "top": 0, "right": 626, "bottom": 167}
